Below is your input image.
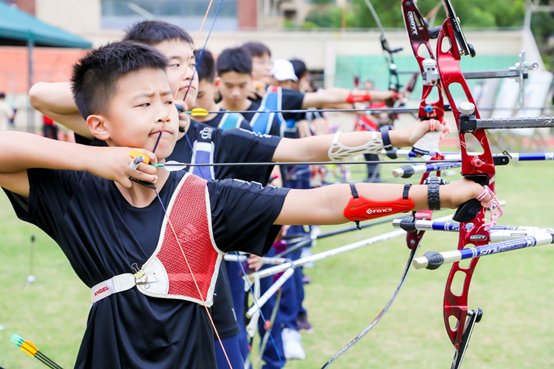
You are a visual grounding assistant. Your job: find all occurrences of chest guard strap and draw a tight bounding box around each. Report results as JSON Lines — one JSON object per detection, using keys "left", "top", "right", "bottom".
{"left": 344, "top": 183, "right": 415, "bottom": 228}
{"left": 219, "top": 112, "right": 245, "bottom": 130}
{"left": 250, "top": 86, "right": 286, "bottom": 135}
{"left": 91, "top": 173, "right": 222, "bottom": 307}
{"left": 191, "top": 125, "right": 215, "bottom": 180}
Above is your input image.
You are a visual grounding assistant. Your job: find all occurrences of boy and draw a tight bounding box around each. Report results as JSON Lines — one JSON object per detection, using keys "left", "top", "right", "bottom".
{"left": 3, "top": 41, "right": 490, "bottom": 369}
{"left": 242, "top": 41, "right": 398, "bottom": 135}
{"left": 30, "top": 21, "right": 251, "bottom": 369}
{"left": 193, "top": 49, "right": 250, "bottom": 131}
{"left": 214, "top": 46, "right": 283, "bottom": 135}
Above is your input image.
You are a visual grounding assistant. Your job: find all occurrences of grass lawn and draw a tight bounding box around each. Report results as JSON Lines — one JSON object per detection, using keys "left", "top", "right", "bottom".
{"left": 0, "top": 161, "right": 553, "bottom": 368}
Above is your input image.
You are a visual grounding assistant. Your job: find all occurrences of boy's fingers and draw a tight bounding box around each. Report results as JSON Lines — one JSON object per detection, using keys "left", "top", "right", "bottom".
{"left": 128, "top": 169, "right": 158, "bottom": 184}
{"left": 136, "top": 162, "right": 157, "bottom": 175}
{"left": 117, "top": 176, "right": 134, "bottom": 189}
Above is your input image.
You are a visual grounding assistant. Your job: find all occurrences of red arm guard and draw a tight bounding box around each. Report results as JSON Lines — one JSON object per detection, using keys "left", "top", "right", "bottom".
{"left": 346, "top": 91, "right": 371, "bottom": 104}
{"left": 344, "top": 184, "right": 415, "bottom": 227}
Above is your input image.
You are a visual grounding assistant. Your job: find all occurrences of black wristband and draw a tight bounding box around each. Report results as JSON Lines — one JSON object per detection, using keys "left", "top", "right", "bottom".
{"left": 426, "top": 177, "right": 441, "bottom": 210}
{"left": 379, "top": 125, "right": 393, "bottom": 151}
{"left": 402, "top": 184, "right": 412, "bottom": 200}
{"left": 349, "top": 183, "right": 361, "bottom": 230}
{"left": 349, "top": 183, "right": 359, "bottom": 198}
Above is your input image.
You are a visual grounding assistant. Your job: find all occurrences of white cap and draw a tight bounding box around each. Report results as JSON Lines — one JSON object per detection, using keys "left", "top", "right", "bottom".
{"left": 271, "top": 59, "right": 298, "bottom": 82}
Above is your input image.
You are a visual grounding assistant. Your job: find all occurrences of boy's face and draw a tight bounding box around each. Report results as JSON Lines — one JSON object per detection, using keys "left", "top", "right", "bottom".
{"left": 299, "top": 75, "right": 312, "bottom": 92}
{"left": 251, "top": 54, "right": 272, "bottom": 85}
{"left": 216, "top": 71, "right": 252, "bottom": 106}
{"left": 101, "top": 68, "right": 179, "bottom": 160}
{"left": 154, "top": 40, "right": 198, "bottom": 109}
{"left": 195, "top": 79, "right": 217, "bottom": 109}
{"left": 271, "top": 78, "right": 295, "bottom": 89}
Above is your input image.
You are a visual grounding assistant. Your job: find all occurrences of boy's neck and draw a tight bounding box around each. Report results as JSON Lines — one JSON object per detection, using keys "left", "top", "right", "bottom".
{"left": 219, "top": 99, "right": 250, "bottom": 112}
{"left": 115, "top": 168, "right": 170, "bottom": 208}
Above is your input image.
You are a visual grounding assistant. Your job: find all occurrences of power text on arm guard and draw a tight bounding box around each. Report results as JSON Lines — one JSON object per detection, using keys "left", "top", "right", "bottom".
{"left": 344, "top": 184, "right": 415, "bottom": 227}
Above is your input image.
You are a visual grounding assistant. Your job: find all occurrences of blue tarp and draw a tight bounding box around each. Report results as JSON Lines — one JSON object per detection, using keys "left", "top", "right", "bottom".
{"left": 0, "top": 1, "right": 92, "bottom": 48}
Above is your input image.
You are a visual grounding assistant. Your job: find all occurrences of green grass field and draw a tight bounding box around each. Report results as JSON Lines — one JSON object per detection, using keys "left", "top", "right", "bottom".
{"left": 1, "top": 162, "right": 553, "bottom": 369}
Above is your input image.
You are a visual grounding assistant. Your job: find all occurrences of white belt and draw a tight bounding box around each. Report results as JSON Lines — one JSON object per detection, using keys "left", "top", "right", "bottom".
{"left": 91, "top": 273, "right": 137, "bottom": 304}
{"left": 90, "top": 263, "right": 165, "bottom": 304}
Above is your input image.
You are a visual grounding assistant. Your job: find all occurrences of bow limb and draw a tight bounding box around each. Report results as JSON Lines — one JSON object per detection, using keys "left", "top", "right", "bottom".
{"left": 436, "top": 16, "right": 495, "bottom": 349}
{"left": 363, "top": 0, "right": 403, "bottom": 93}
{"left": 319, "top": 4, "right": 444, "bottom": 367}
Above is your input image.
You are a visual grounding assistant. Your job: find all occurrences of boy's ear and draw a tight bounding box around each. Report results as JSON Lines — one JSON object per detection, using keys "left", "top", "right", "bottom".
{"left": 86, "top": 114, "right": 110, "bottom": 141}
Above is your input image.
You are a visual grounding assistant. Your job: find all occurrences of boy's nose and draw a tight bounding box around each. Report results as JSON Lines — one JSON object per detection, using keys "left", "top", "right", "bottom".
{"left": 156, "top": 111, "right": 171, "bottom": 124}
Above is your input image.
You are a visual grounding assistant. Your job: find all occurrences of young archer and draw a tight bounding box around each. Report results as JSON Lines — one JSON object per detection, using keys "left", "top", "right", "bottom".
{"left": 3, "top": 41, "right": 493, "bottom": 369}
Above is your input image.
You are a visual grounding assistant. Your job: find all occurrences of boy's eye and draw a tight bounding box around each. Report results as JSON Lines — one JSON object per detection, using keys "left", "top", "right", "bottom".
{"left": 136, "top": 102, "right": 150, "bottom": 108}
{"left": 169, "top": 63, "right": 181, "bottom": 68}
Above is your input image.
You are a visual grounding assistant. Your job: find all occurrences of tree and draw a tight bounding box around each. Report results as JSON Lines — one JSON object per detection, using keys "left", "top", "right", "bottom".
{"left": 300, "top": 0, "right": 526, "bottom": 29}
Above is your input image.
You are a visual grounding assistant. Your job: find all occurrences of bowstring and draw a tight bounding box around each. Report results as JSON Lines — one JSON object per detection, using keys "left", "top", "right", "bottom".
{"left": 149, "top": 1, "right": 286, "bottom": 366}
{"left": 147, "top": 2, "right": 236, "bottom": 369}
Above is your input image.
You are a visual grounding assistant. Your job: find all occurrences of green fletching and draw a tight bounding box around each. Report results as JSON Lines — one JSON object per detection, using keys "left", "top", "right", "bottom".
{"left": 11, "top": 333, "right": 24, "bottom": 347}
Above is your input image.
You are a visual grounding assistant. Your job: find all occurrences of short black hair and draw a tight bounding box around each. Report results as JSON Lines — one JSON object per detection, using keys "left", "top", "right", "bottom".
{"left": 216, "top": 47, "right": 252, "bottom": 76}
{"left": 242, "top": 41, "right": 272, "bottom": 58}
{"left": 289, "top": 58, "right": 307, "bottom": 80}
{"left": 71, "top": 41, "right": 168, "bottom": 119}
{"left": 123, "top": 20, "right": 193, "bottom": 46}
{"left": 194, "top": 49, "right": 215, "bottom": 83}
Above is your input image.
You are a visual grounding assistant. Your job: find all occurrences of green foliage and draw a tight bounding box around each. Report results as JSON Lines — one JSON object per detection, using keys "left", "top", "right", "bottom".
{"left": 531, "top": 12, "right": 554, "bottom": 69}
{"left": 303, "top": 0, "right": 526, "bottom": 29}
{"left": 304, "top": 6, "right": 344, "bottom": 28}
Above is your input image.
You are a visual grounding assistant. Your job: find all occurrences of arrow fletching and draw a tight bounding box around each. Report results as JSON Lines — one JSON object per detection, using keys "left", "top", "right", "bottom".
{"left": 189, "top": 108, "right": 210, "bottom": 117}
{"left": 11, "top": 334, "right": 38, "bottom": 357}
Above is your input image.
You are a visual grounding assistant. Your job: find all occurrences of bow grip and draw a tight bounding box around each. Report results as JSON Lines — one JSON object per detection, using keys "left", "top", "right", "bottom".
{"left": 452, "top": 174, "right": 489, "bottom": 223}
{"left": 129, "top": 150, "right": 156, "bottom": 189}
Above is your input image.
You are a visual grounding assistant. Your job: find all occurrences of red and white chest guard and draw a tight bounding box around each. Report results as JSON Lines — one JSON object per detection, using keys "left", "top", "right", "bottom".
{"left": 91, "top": 173, "right": 222, "bottom": 307}
{"left": 137, "top": 173, "right": 222, "bottom": 306}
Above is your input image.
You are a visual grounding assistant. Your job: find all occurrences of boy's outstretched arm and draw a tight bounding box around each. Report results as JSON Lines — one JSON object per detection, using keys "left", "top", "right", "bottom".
{"left": 302, "top": 88, "right": 398, "bottom": 109}
{"left": 274, "top": 179, "right": 485, "bottom": 226}
{"left": 0, "top": 132, "right": 157, "bottom": 197}
{"left": 273, "top": 119, "right": 441, "bottom": 162}
{"left": 29, "top": 82, "right": 92, "bottom": 138}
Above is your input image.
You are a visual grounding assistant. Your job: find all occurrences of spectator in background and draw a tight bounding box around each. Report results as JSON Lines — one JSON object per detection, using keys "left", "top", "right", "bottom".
{"left": 57, "top": 124, "right": 75, "bottom": 142}
{"left": 0, "top": 92, "right": 14, "bottom": 131}
{"left": 42, "top": 114, "right": 58, "bottom": 140}
{"left": 8, "top": 108, "right": 17, "bottom": 129}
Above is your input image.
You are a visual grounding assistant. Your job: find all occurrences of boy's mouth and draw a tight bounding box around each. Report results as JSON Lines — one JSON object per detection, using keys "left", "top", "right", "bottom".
{"left": 150, "top": 129, "right": 174, "bottom": 136}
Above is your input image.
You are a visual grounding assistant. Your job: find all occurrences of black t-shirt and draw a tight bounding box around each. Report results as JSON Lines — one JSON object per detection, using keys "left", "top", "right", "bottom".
{"left": 241, "top": 101, "right": 261, "bottom": 123}
{"left": 173, "top": 120, "right": 280, "bottom": 185}
{"left": 3, "top": 169, "right": 288, "bottom": 369}
{"left": 74, "top": 121, "right": 281, "bottom": 339}
{"left": 280, "top": 88, "right": 305, "bottom": 122}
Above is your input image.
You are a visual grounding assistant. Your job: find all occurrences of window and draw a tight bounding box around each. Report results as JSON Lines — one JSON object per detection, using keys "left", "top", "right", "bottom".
{"left": 101, "top": 0, "right": 237, "bottom": 31}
